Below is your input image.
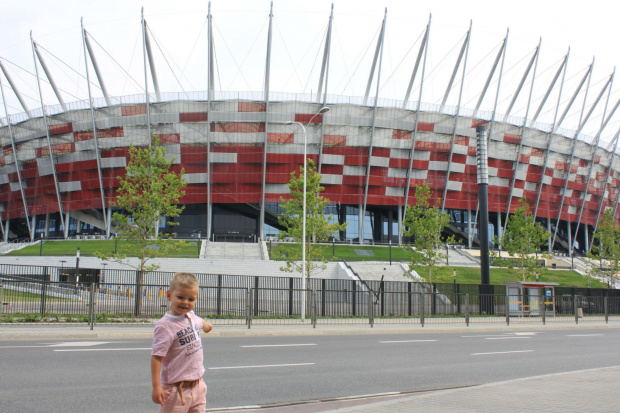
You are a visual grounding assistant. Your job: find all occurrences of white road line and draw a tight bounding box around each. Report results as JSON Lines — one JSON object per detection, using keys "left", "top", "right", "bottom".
{"left": 240, "top": 344, "right": 317, "bottom": 348}
{"left": 485, "top": 337, "right": 531, "bottom": 340}
{"left": 208, "top": 362, "right": 315, "bottom": 370}
{"left": 472, "top": 350, "right": 534, "bottom": 356}
{"left": 54, "top": 348, "right": 151, "bottom": 352}
{"left": 379, "top": 340, "right": 438, "bottom": 343}
{"left": 567, "top": 334, "right": 603, "bottom": 337}
{"left": 1, "top": 341, "right": 112, "bottom": 349}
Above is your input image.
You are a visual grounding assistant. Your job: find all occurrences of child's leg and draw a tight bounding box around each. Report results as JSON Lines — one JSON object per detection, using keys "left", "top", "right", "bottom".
{"left": 186, "top": 380, "right": 207, "bottom": 413}
{"left": 157, "top": 380, "right": 206, "bottom": 413}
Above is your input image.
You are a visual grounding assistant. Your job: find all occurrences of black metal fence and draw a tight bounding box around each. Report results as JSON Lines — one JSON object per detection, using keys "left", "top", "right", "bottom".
{"left": 1, "top": 263, "right": 620, "bottom": 328}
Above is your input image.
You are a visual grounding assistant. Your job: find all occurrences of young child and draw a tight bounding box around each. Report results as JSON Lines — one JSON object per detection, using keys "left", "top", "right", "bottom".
{"left": 151, "top": 272, "right": 213, "bottom": 412}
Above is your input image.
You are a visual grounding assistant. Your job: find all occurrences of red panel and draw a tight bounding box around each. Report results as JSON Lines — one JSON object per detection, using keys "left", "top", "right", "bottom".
{"left": 417, "top": 122, "right": 434, "bottom": 132}
{"left": 415, "top": 141, "right": 451, "bottom": 152}
{"left": 211, "top": 123, "right": 265, "bottom": 133}
{"left": 156, "top": 134, "right": 181, "bottom": 144}
{"left": 372, "top": 147, "right": 390, "bottom": 157}
{"left": 101, "top": 148, "right": 130, "bottom": 158}
{"left": 3, "top": 146, "right": 13, "bottom": 156}
{"left": 238, "top": 102, "right": 266, "bottom": 112}
{"left": 429, "top": 152, "right": 448, "bottom": 162}
{"left": 503, "top": 133, "right": 521, "bottom": 144}
{"left": 451, "top": 154, "right": 467, "bottom": 164}
{"left": 519, "top": 154, "right": 530, "bottom": 163}
{"left": 74, "top": 127, "right": 124, "bottom": 141}
{"left": 179, "top": 112, "right": 208, "bottom": 123}
{"left": 321, "top": 164, "right": 344, "bottom": 175}
{"left": 267, "top": 133, "right": 294, "bottom": 144}
{"left": 56, "top": 160, "right": 98, "bottom": 174}
{"left": 324, "top": 134, "right": 346, "bottom": 145}
{"left": 455, "top": 136, "right": 469, "bottom": 146}
{"left": 389, "top": 158, "right": 410, "bottom": 168}
{"left": 531, "top": 148, "right": 544, "bottom": 157}
{"left": 471, "top": 119, "right": 488, "bottom": 128}
{"left": 36, "top": 143, "right": 75, "bottom": 158}
{"left": 468, "top": 146, "right": 477, "bottom": 156}
{"left": 49, "top": 123, "right": 73, "bottom": 135}
{"left": 295, "top": 113, "right": 323, "bottom": 124}
{"left": 392, "top": 129, "right": 412, "bottom": 140}
{"left": 344, "top": 155, "right": 369, "bottom": 166}
{"left": 323, "top": 146, "right": 367, "bottom": 156}
{"left": 122, "top": 105, "right": 147, "bottom": 116}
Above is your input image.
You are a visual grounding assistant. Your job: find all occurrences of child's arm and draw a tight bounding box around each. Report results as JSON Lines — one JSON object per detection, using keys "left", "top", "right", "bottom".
{"left": 151, "top": 355, "right": 165, "bottom": 404}
{"left": 202, "top": 319, "right": 213, "bottom": 333}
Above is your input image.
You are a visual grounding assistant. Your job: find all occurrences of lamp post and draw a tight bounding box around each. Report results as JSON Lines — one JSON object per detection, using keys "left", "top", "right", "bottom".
{"left": 75, "top": 247, "right": 81, "bottom": 285}
{"left": 101, "top": 263, "right": 107, "bottom": 284}
{"left": 285, "top": 106, "right": 329, "bottom": 322}
{"left": 453, "top": 268, "right": 456, "bottom": 289}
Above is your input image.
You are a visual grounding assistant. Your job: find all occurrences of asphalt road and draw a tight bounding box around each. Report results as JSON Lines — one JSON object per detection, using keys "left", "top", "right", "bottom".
{"left": 1, "top": 328, "right": 619, "bottom": 412}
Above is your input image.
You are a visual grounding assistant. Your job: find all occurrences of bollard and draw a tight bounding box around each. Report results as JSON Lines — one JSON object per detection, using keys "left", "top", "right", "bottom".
{"left": 574, "top": 295, "right": 579, "bottom": 325}
{"left": 540, "top": 289, "right": 546, "bottom": 325}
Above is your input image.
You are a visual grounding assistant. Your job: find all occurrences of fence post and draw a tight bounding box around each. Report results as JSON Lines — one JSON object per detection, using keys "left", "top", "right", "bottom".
{"left": 407, "top": 282, "right": 412, "bottom": 316}
{"left": 465, "top": 294, "right": 470, "bottom": 326}
{"left": 288, "top": 278, "right": 294, "bottom": 316}
{"left": 605, "top": 296, "right": 609, "bottom": 324}
{"left": 0, "top": 283, "right": 3, "bottom": 317}
{"left": 254, "top": 277, "right": 259, "bottom": 317}
{"left": 420, "top": 293, "right": 425, "bottom": 327}
{"left": 368, "top": 290, "right": 374, "bottom": 327}
{"left": 134, "top": 270, "right": 142, "bottom": 317}
{"left": 89, "top": 282, "right": 95, "bottom": 330}
{"left": 574, "top": 295, "right": 579, "bottom": 325}
{"left": 246, "top": 288, "right": 252, "bottom": 329}
{"left": 311, "top": 289, "right": 317, "bottom": 328}
{"left": 216, "top": 275, "right": 222, "bottom": 316}
{"left": 321, "top": 279, "right": 326, "bottom": 317}
{"left": 505, "top": 292, "right": 510, "bottom": 326}
{"left": 352, "top": 282, "right": 357, "bottom": 317}
{"left": 540, "top": 288, "right": 546, "bottom": 325}
{"left": 40, "top": 267, "right": 48, "bottom": 315}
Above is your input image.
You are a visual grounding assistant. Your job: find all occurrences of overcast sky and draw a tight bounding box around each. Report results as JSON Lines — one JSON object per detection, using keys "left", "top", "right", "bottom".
{"left": 1, "top": 0, "right": 618, "bottom": 141}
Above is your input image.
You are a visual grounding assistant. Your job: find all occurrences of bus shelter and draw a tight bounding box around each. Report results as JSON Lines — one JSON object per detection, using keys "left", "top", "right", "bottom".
{"left": 505, "top": 281, "right": 558, "bottom": 317}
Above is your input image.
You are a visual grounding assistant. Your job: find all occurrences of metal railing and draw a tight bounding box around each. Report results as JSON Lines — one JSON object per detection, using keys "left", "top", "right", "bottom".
{"left": 2, "top": 277, "right": 619, "bottom": 329}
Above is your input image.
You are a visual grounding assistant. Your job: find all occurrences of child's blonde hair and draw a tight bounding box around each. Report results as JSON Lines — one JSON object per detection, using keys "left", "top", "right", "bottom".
{"left": 169, "top": 272, "right": 199, "bottom": 291}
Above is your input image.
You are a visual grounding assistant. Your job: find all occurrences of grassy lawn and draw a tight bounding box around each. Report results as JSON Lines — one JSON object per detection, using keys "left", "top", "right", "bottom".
{"left": 270, "top": 243, "right": 412, "bottom": 262}
{"left": 1, "top": 290, "right": 70, "bottom": 302}
{"left": 7, "top": 240, "right": 201, "bottom": 258}
{"left": 5, "top": 240, "right": 603, "bottom": 289}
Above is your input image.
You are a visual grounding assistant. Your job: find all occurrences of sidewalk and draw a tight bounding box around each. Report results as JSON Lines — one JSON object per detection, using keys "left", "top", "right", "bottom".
{"left": 1, "top": 322, "right": 619, "bottom": 412}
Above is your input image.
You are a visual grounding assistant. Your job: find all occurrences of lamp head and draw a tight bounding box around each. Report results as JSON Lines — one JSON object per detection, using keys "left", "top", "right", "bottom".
{"left": 318, "top": 106, "right": 330, "bottom": 114}
{"left": 284, "top": 121, "right": 293, "bottom": 125}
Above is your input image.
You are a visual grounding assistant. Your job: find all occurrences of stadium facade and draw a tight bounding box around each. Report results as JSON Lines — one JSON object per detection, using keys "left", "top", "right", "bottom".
{"left": 0, "top": 7, "right": 618, "bottom": 255}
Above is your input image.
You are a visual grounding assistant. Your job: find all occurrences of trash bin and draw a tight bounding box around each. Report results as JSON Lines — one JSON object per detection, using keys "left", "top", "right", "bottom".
{"left": 552, "top": 263, "right": 557, "bottom": 269}
{"left": 576, "top": 308, "right": 583, "bottom": 318}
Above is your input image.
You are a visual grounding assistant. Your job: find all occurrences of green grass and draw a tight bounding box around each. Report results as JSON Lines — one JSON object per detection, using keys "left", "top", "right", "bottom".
{"left": 1, "top": 290, "right": 71, "bottom": 302}
{"left": 8, "top": 239, "right": 201, "bottom": 258}
{"left": 270, "top": 243, "right": 412, "bottom": 262}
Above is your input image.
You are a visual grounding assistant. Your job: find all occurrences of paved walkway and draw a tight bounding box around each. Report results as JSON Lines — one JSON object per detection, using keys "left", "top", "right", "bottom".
{"left": 1, "top": 322, "right": 618, "bottom": 412}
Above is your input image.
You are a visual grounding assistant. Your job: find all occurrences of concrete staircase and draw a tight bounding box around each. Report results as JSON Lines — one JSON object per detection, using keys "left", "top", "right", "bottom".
{"left": 204, "top": 242, "right": 262, "bottom": 260}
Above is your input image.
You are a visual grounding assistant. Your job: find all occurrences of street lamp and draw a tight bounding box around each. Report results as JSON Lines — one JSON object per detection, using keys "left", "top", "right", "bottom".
{"left": 75, "top": 247, "right": 81, "bottom": 285}
{"left": 101, "top": 262, "right": 108, "bottom": 284}
{"left": 285, "top": 106, "right": 329, "bottom": 322}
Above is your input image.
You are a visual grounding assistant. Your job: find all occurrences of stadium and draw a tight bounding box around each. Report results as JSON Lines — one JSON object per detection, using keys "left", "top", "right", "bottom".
{"left": 0, "top": 4, "right": 619, "bottom": 256}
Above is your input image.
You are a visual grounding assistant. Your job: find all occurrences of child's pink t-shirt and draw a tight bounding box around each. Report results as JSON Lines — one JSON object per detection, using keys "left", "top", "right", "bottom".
{"left": 152, "top": 311, "right": 205, "bottom": 385}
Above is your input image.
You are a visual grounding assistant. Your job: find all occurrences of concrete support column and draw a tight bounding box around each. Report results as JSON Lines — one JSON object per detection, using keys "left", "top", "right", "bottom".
{"left": 567, "top": 221, "right": 572, "bottom": 253}
{"left": 76, "top": 219, "right": 82, "bottom": 235}
{"left": 30, "top": 215, "right": 36, "bottom": 241}
{"left": 64, "top": 212, "right": 70, "bottom": 239}
{"left": 3, "top": 220, "right": 9, "bottom": 242}
{"left": 358, "top": 204, "right": 364, "bottom": 244}
{"left": 388, "top": 207, "right": 393, "bottom": 242}
{"left": 468, "top": 210, "right": 473, "bottom": 249}
{"left": 44, "top": 213, "right": 50, "bottom": 238}
{"left": 397, "top": 205, "right": 402, "bottom": 245}
{"left": 584, "top": 224, "right": 589, "bottom": 253}
{"left": 106, "top": 207, "right": 112, "bottom": 238}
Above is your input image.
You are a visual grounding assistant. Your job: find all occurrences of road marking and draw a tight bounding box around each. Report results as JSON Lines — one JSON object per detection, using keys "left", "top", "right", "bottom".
{"left": 566, "top": 334, "right": 603, "bottom": 337}
{"left": 240, "top": 344, "right": 317, "bottom": 348}
{"left": 463, "top": 332, "right": 538, "bottom": 338}
{"left": 54, "top": 348, "right": 151, "bottom": 352}
{"left": 0, "top": 341, "right": 112, "bottom": 349}
{"left": 48, "top": 341, "right": 111, "bottom": 347}
{"left": 485, "top": 337, "right": 531, "bottom": 340}
{"left": 472, "top": 350, "right": 534, "bottom": 356}
{"left": 379, "top": 340, "right": 438, "bottom": 343}
{"left": 208, "top": 362, "right": 315, "bottom": 370}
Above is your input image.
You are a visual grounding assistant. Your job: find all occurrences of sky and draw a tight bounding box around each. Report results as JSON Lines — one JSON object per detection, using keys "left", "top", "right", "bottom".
{"left": 1, "top": 0, "right": 618, "bottom": 143}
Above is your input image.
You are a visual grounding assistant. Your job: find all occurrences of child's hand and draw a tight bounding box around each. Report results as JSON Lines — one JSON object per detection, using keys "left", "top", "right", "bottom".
{"left": 152, "top": 386, "right": 165, "bottom": 404}
{"left": 202, "top": 321, "right": 213, "bottom": 333}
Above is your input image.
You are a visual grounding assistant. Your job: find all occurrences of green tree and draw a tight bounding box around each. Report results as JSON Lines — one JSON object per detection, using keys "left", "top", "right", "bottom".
{"left": 493, "top": 197, "right": 551, "bottom": 282}
{"left": 587, "top": 208, "right": 620, "bottom": 288}
{"left": 277, "top": 159, "right": 347, "bottom": 282}
{"left": 402, "top": 182, "right": 455, "bottom": 285}
{"left": 96, "top": 136, "right": 188, "bottom": 274}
